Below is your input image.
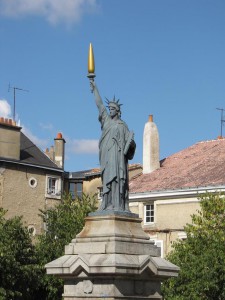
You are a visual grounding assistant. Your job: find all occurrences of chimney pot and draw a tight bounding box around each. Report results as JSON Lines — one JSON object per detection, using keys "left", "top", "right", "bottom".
{"left": 56, "top": 132, "right": 63, "bottom": 139}
{"left": 149, "top": 115, "right": 153, "bottom": 122}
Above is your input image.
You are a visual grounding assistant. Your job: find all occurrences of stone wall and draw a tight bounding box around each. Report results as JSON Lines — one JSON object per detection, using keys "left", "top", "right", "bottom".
{"left": 130, "top": 198, "right": 200, "bottom": 257}
{"left": 1, "top": 163, "right": 61, "bottom": 235}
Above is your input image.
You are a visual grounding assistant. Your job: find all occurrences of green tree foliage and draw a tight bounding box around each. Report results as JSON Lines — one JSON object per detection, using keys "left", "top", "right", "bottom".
{"left": 162, "top": 193, "right": 225, "bottom": 300}
{"left": 0, "top": 208, "right": 40, "bottom": 300}
{"left": 36, "top": 193, "right": 98, "bottom": 300}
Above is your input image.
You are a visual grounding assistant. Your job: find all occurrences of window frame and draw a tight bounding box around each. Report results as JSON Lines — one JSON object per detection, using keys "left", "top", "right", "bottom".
{"left": 178, "top": 231, "right": 187, "bottom": 240}
{"left": 69, "top": 181, "right": 83, "bottom": 199}
{"left": 97, "top": 186, "right": 103, "bottom": 200}
{"left": 144, "top": 203, "right": 155, "bottom": 224}
{"left": 46, "top": 175, "right": 62, "bottom": 199}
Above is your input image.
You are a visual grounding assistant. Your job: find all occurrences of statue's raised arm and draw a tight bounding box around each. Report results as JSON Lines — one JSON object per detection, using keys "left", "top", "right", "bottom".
{"left": 90, "top": 79, "right": 104, "bottom": 112}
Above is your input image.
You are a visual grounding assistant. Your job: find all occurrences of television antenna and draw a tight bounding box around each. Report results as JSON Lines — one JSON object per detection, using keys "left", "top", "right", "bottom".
{"left": 216, "top": 108, "right": 225, "bottom": 137}
{"left": 8, "top": 83, "right": 29, "bottom": 121}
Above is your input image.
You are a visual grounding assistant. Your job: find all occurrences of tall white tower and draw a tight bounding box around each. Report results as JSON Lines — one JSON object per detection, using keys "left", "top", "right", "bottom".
{"left": 143, "top": 115, "right": 160, "bottom": 174}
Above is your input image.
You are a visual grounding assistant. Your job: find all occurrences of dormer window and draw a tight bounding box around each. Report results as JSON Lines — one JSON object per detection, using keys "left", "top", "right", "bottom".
{"left": 97, "top": 186, "right": 103, "bottom": 200}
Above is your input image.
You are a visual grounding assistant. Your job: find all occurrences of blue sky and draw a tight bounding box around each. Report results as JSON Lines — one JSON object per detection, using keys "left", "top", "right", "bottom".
{"left": 0, "top": 0, "right": 225, "bottom": 171}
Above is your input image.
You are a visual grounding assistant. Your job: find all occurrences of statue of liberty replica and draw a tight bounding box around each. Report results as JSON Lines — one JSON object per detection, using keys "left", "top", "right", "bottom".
{"left": 88, "top": 44, "right": 136, "bottom": 213}
{"left": 45, "top": 44, "right": 179, "bottom": 300}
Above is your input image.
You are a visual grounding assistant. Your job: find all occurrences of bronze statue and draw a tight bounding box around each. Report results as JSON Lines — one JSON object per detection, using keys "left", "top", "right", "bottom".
{"left": 88, "top": 44, "right": 136, "bottom": 213}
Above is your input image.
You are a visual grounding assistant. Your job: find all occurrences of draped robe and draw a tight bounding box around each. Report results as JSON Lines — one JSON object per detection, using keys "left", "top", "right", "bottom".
{"left": 98, "top": 103, "right": 135, "bottom": 211}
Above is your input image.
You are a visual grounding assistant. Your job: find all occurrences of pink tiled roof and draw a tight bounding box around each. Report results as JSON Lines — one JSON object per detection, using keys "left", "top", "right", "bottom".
{"left": 129, "top": 139, "right": 225, "bottom": 193}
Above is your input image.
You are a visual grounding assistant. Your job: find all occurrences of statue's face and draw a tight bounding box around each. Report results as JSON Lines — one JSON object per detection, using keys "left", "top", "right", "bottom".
{"left": 109, "top": 106, "right": 118, "bottom": 118}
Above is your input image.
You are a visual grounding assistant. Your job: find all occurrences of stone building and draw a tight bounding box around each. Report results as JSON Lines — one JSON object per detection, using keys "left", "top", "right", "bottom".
{"left": 129, "top": 115, "right": 225, "bottom": 257}
{"left": 0, "top": 117, "right": 65, "bottom": 235}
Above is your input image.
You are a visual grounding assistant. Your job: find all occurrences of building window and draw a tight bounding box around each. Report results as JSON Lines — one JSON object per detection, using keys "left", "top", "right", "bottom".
{"left": 28, "top": 225, "right": 37, "bottom": 236}
{"left": 144, "top": 203, "right": 154, "bottom": 224}
{"left": 76, "top": 182, "right": 83, "bottom": 198}
{"left": 46, "top": 175, "right": 61, "bottom": 199}
{"left": 178, "top": 231, "right": 187, "bottom": 240}
{"left": 97, "top": 186, "right": 103, "bottom": 200}
{"left": 69, "top": 182, "right": 83, "bottom": 199}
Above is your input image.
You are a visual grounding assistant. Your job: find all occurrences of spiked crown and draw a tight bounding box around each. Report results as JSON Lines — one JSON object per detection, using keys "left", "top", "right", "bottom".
{"left": 105, "top": 96, "right": 123, "bottom": 111}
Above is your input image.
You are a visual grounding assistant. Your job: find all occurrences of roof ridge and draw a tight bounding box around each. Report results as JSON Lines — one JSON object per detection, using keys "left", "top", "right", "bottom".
{"left": 197, "top": 138, "right": 225, "bottom": 144}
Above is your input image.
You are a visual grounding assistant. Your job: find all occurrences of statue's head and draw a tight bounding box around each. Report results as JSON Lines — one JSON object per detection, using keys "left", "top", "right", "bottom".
{"left": 106, "top": 96, "right": 122, "bottom": 118}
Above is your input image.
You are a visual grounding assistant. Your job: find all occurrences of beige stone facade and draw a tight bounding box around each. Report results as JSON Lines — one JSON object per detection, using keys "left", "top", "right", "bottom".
{"left": 83, "top": 176, "right": 101, "bottom": 195}
{"left": 129, "top": 193, "right": 202, "bottom": 257}
{"left": 0, "top": 118, "right": 64, "bottom": 235}
{"left": 0, "top": 163, "right": 63, "bottom": 235}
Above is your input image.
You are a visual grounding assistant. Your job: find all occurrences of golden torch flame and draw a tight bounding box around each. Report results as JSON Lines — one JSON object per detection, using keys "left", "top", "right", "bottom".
{"left": 88, "top": 43, "right": 95, "bottom": 74}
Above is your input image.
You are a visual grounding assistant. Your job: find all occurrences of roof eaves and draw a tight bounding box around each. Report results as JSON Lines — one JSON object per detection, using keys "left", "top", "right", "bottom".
{"left": 0, "top": 158, "right": 64, "bottom": 173}
{"left": 129, "top": 185, "right": 225, "bottom": 201}
{"left": 66, "top": 169, "right": 101, "bottom": 179}
{"left": 84, "top": 171, "right": 101, "bottom": 178}
{"left": 66, "top": 172, "right": 86, "bottom": 179}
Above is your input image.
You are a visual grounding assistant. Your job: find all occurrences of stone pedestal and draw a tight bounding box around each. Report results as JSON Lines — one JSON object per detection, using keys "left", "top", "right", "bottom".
{"left": 46, "top": 214, "right": 179, "bottom": 299}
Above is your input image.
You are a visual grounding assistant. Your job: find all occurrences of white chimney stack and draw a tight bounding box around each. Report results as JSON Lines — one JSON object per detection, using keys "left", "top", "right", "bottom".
{"left": 143, "top": 115, "right": 160, "bottom": 174}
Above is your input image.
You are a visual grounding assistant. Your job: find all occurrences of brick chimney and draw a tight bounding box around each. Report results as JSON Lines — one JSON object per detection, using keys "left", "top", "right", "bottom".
{"left": 54, "top": 132, "right": 66, "bottom": 169}
{"left": 143, "top": 115, "right": 160, "bottom": 174}
{"left": 0, "top": 117, "right": 21, "bottom": 160}
{"left": 45, "top": 146, "right": 55, "bottom": 162}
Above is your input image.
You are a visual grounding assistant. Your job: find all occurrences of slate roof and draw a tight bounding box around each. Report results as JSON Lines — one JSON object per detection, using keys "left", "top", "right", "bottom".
{"left": 0, "top": 132, "right": 62, "bottom": 172}
{"left": 129, "top": 139, "right": 225, "bottom": 193}
{"left": 66, "top": 164, "right": 142, "bottom": 179}
{"left": 65, "top": 169, "right": 100, "bottom": 180}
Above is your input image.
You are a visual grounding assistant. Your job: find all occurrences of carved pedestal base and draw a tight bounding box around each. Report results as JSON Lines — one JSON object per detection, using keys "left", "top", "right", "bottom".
{"left": 46, "top": 214, "right": 179, "bottom": 299}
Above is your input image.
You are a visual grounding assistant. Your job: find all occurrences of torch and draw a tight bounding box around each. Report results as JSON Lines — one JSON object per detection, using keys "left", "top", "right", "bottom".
{"left": 87, "top": 43, "right": 95, "bottom": 81}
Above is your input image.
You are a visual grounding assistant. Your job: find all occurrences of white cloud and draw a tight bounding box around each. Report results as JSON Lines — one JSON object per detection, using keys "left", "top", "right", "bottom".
{"left": 39, "top": 122, "right": 54, "bottom": 131}
{"left": 0, "top": 99, "right": 98, "bottom": 156}
{"left": 0, "top": 99, "right": 11, "bottom": 118}
{"left": 21, "top": 126, "right": 98, "bottom": 155}
{"left": 0, "top": 0, "right": 99, "bottom": 26}
{"left": 0, "top": 100, "right": 97, "bottom": 157}
{"left": 22, "top": 126, "right": 49, "bottom": 149}
{"left": 68, "top": 138, "right": 98, "bottom": 154}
